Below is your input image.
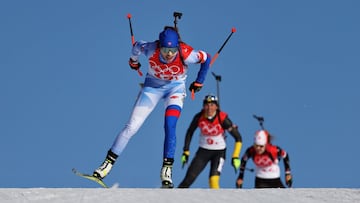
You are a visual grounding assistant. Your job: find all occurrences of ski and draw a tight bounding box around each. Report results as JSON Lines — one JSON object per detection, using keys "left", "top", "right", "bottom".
{"left": 72, "top": 168, "right": 109, "bottom": 188}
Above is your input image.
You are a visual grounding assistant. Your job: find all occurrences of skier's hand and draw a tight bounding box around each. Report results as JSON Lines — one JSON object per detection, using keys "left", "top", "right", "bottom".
{"left": 189, "top": 82, "right": 203, "bottom": 93}
{"left": 129, "top": 58, "right": 141, "bottom": 71}
{"left": 231, "top": 157, "right": 241, "bottom": 173}
{"left": 236, "top": 178, "right": 243, "bottom": 188}
{"left": 285, "top": 173, "right": 292, "bottom": 187}
{"left": 181, "top": 151, "right": 190, "bottom": 168}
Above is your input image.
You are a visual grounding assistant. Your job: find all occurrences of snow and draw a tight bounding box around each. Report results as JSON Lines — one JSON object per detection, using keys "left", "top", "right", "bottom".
{"left": 0, "top": 188, "right": 359, "bottom": 203}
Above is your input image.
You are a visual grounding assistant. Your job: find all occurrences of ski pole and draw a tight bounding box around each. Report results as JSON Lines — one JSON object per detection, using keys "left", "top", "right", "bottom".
{"left": 253, "top": 114, "right": 265, "bottom": 130}
{"left": 211, "top": 72, "right": 222, "bottom": 108}
{"left": 245, "top": 167, "right": 255, "bottom": 172}
{"left": 210, "top": 27, "right": 236, "bottom": 66}
{"left": 126, "top": 13, "right": 143, "bottom": 76}
{"left": 191, "top": 27, "right": 236, "bottom": 100}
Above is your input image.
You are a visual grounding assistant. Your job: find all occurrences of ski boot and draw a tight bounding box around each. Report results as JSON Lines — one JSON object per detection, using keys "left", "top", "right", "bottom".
{"left": 160, "top": 158, "right": 174, "bottom": 188}
{"left": 93, "top": 150, "right": 118, "bottom": 179}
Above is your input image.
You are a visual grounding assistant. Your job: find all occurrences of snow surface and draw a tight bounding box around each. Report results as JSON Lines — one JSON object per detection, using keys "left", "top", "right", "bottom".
{"left": 0, "top": 188, "right": 359, "bottom": 203}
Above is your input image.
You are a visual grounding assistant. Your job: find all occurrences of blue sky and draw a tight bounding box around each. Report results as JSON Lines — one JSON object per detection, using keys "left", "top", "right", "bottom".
{"left": 1, "top": 0, "right": 359, "bottom": 188}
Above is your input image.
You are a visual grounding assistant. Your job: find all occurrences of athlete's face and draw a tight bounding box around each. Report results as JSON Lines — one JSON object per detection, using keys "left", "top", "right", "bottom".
{"left": 203, "top": 102, "right": 218, "bottom": 117}
{"left": 160, "top": 47, "right": 178, "bottom": 63}
{"left": 254, "top": 144, "right": 266, "bottom": 154}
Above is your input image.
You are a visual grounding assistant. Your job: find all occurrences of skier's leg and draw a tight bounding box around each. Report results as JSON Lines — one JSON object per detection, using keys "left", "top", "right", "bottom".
{"left": 162, "top": 82, "right": 185, "bottom": 159}
{"left": 161, "top": 85, "right": 185, "bottom": 187}
{"left": 94, "top": 87, "right": 161, "bottom": 179}
{"left": 163, "top": 104, "right": 182, "bottom": 158}
{"left": 178, "top": 148, "right": 210, "bottom": 188}
{"left": 111, "top": 87, "right": 161, "bottom": 155}
{"left": 208, "top": 150, "right": 225, "bottom": 189}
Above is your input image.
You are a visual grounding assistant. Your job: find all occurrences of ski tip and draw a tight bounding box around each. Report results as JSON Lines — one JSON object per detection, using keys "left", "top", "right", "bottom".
{"left": 72, "top": 168, "right": 82, "bottom": 173}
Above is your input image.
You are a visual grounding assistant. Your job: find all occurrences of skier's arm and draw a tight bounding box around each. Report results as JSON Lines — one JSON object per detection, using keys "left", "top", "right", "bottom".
{"left": 277, "top": 146, "right": 291, "bottom": 173}
{"left": 185, "top": 50, "right": 211, "bottom": 84}
{"left": 195, "top": 53, "right": 211, "bottom": 84}
{"left": 236, "top": 148, "right": 251, "bottom": 188}
{"left": 277, "top": 146, "right": 292, "bottom": 187}
{"left": 183, "top": 112, "right": 201, "bottom": 151}
{"left": 181, "top": 113, "right": 201, "bottom": 168}
{"left": 130, "top": 40, "right": 157, "bottom": 61}
{"left": 237, "top": 149, "right": 250, "bottom": 180}
{"left": 221, "top": 116, "right": 243, "bottom": 158}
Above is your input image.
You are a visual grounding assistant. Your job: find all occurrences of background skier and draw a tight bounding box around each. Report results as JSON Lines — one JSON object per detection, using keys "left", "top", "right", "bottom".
{"left": 178, "top": 94, "right": 243, "bottom": 189}
{"left": 236, "top": 130, "right": 292, "bottom": 188}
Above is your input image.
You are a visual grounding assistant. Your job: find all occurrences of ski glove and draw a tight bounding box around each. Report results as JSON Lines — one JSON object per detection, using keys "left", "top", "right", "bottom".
{"left": 181, "top": 151, "right": 190, "bottom": 168}
{"left": 189, "top": 82, "right": 203, "bottom": 93}
{"left": 236, "top": 178, "right": 243, "bottom": 188}
{"left": 231, "top": 158, "right": 241, "bottom": 173}
{"left": 129, "top": 58, "right": 141, "bottom": 71}
{"left": 285, "top": 174, "right": 292, "bottom": 187}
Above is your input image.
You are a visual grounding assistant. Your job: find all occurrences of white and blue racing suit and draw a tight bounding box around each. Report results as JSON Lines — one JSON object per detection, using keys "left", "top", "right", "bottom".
{"left": 110, "top": 40, "right": 211, "bottom": 160}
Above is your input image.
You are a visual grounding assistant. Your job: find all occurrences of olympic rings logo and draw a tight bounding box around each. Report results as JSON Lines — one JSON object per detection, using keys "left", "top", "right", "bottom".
{"left": 149, "top": 60, "right": 184, "bottom": 80}
{"left": 199, "top": 121, "right": 223, "bottom": 136}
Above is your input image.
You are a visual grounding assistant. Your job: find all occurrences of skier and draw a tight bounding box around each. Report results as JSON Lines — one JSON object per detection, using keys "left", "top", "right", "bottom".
{"left": 178, "top": 94, "right": 243, "bottom": 189}
{"left": 236, "top": 130, "right": 293, "bottom": 188}
{"left": 92, "top": 26, "right": 211, "bottom": 188}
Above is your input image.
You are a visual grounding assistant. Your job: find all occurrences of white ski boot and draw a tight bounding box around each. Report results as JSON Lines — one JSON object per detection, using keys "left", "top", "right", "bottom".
{"left": 93, "top": 150, "right": 118, "bottom": 179}
{"left": 160, "top": 158, "right": 174, "bottom": 188}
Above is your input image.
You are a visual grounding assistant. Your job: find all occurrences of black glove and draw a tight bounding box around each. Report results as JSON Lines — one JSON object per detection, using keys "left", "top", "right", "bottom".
{"left": 189, "top": 82, "right": 203, "bottom": 93}
{"left": 129, "top": 58, "right": 141, "bottom": 71}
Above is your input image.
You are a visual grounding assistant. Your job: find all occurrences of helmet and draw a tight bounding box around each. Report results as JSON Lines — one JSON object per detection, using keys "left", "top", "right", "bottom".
{"left": 159, "top": 28, "right": 179, "bottom": 48}
{"left": 254, "top": 130, "right": 269, "bottom": 145}
{"left": 203, "top": 94, "right": 218, "bottom": 105}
